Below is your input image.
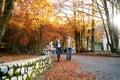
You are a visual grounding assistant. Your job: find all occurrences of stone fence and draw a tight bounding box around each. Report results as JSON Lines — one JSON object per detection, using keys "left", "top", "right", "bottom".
{"left": 0, "top": 55, "right": 53, "bottom": 80}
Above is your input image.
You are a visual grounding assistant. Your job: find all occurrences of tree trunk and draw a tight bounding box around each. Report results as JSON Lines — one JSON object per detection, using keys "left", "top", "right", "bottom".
{"left": 91, "top": 22, "right": 95, "bottom": 52}
{"left": 87, "top": 29, "right": 90, "bottom": 50}
{"left": 95, "top": 0, "right": 111, "bottom": 51}
{"left": 0, "top": 0, "right": 3, "bottom": 13}
{"left": 0, "top": 0, "right": 14, "bottom": 42}
{"left": 91, "top": 0, "right": 95, "bottom": 52}
{"left": 73, "top": 0, "right": 78, "bottom": 53}
{"left": 103, "top": 0, "right": 119, "bottom": 54}
{"left": 75, "top": 29, "right": 78, "bottom": 53}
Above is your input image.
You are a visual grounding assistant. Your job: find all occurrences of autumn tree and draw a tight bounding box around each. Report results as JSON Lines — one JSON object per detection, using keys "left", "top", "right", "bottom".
{"left": 94, "top": 0, "right": 119, "bottom": 54}
{"left": 54, "top": 0, "right": 103, "bottom": 53}
{"left": 1, "top": 0, "right": 68, "bottom": 53}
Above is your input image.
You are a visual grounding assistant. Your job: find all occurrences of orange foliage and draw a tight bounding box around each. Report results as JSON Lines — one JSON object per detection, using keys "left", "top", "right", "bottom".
{"left": 1, "top": 0, "right": 103, "bottom": 53}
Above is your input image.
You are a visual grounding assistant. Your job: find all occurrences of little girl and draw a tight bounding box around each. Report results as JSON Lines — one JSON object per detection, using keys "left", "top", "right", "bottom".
{"left": 48, "top": 41, "right": 54, "bottom": 54}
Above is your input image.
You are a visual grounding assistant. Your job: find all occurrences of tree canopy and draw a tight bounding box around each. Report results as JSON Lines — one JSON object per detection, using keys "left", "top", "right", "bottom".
{"left": 0, "top": 0, "right": 120, "bottom": 54}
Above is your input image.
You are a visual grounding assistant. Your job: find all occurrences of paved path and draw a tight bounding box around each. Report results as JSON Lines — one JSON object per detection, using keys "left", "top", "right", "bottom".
{"left": 72, "top": 55, "right": 120, "bottom": 80}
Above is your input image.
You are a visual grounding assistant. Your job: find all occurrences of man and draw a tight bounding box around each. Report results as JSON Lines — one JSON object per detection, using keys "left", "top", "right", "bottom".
{"left": 55, "top": 38, "right": 62, "bottom": 62}
{"left": 66, "top": 35, "right": 74, "bottom": 61}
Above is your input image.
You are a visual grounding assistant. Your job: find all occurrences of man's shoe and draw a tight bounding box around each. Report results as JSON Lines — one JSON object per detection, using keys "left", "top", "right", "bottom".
{"left": 69, "top": 59, "right": 71, "bottom": 61}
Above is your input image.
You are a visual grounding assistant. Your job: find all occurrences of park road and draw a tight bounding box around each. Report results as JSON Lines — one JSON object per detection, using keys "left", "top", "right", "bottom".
{"left": 72, "top": 55, "right": 120, "bottom": 80}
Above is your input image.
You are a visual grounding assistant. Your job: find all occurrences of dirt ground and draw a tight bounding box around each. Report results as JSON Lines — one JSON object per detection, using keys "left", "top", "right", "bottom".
{"left": 42, "top": 55, "right": 96, "bottom": 80}
{"left": 0, "top": 52, "right": 43, "bottom": 63}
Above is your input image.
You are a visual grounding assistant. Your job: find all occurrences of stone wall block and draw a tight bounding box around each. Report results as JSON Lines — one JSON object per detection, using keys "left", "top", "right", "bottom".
{"left": 8, "top": 68, "right": 14, "bottom": 76}
{"left": 36, "top": 62, "right": 39, "bottom": 69}
{"left": 28, "top": 70, "right": 32, "bottom": 77}
{"left": 21, "top": 67, "right": 24, "bottom": 75}
{"left": 24, "top": 67, "right": 28, "bottom": 73}
{"left": 2, "top": 76, "right": 7, "bottom": 80}
{"left": 5, "top": 78, "right": 9, "bottom": 80}
{"left": 18, "top": 75, "right": 22, "bottom": 80}
{"left": 0, "top": 66, "right": 8, "bottom": 74}
{"left": 23, "top": 74, "right": 27, "bottom": 80}
{"left": 22, "top": 62, "right": 25, "bottom": 67}
{"left": 8, "top": 64, "right": 13, "bottom": 69}
{"left": 15, "top": 68, "right": 21, "bottom": 76}
{"left": 17, "top": 63, "right": 22, "bottom": 67}
{"left": 28, "top": 67, "right": 32, "bottom": 71}
{"left": 11, "top": 76, "right": 17, "bottom": 80}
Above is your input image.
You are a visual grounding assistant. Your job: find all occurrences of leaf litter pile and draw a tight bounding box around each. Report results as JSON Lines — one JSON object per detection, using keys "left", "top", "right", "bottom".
{"left": 0, "top": 52, "right": 43, "bottom": 63}
{"left": 43, "top": 55, "right": 96, "bottom": 80}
